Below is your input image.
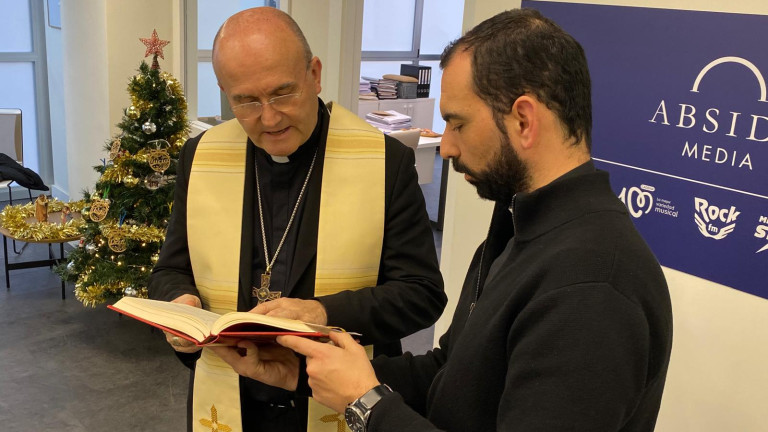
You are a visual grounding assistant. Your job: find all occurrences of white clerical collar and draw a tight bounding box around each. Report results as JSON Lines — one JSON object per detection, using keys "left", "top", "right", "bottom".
{"left": 270, "top": 154, "right": 290, "bottom": 164}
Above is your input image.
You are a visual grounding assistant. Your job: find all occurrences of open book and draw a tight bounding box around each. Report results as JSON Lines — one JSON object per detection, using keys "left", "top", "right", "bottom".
{"left": 109, "top": 297, "right": 348, "bottom": 346}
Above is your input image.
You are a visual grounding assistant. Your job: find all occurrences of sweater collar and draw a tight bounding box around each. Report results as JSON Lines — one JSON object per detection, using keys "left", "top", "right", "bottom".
{"left": 508, "top": 160, "right": 627, "bottom": 242}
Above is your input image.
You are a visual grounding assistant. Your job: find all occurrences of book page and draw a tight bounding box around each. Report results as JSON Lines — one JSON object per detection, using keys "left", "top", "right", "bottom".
{"left": 112, "top": 297, "right": 221, "bottom": 342}
{"left": 211, "top": 312, "right": 334, "bottom": 336}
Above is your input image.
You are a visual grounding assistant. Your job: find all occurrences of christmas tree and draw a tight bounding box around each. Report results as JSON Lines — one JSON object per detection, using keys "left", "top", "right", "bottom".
{"left": 57, "top": 30, "right": 188, "bottom": 306}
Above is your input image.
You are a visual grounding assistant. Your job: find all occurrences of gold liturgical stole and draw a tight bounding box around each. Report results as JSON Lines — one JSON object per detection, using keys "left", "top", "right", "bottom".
{"left": 187, "top": 104, "right": 385, "bottom": 432}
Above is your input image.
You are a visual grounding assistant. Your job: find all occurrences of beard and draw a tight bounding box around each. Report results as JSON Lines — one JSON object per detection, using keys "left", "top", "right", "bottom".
{"left": 451, "top": 129, "right": 530, "bottom": 206}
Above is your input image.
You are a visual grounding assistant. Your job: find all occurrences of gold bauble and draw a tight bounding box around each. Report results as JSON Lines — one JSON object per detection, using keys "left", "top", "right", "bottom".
{"left": 151, "top": 253, "right": 160, "bottom": 264}
{"left": 127, "top": 105, "right": 140, "bottom": 120}
{"left": 123, "top": 175, "right": 140, "bottom": 187}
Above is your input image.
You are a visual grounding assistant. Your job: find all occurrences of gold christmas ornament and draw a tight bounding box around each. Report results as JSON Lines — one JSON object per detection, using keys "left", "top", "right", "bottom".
{"left": 89, "top": 198, "right": 110, "bottom": 222}
{"left": 127, "top": 105, "right": 140, "bottom": 119}
{"left": 151, "top": 253, "right": 160, "bottom": 264}
{"left": 123, "top": 174, "right": 140, "bottom": 187}
{"left": 147, "top": 149, "right": 171, "bottom": 173}
{"left": 108, "top": 234, "right": 127, "bottom": 253}
{"left": 109, "top": 138, "right": 122, "bottom": 160}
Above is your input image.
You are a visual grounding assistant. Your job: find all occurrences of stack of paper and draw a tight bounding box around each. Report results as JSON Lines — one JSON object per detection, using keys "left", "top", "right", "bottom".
{"left": 359, "top": 79, "right": 377, "bottom": 100}
{"left": 362, "top": 75, "right": 397, "bottom": 100}
{"left": 365, "top": 110, "right": 412, "bottom": 132}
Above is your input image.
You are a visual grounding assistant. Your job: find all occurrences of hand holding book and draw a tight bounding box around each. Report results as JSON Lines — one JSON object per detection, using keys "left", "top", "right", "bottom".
{"left": 165, "top": 294, "right": 204, "bottom": 353}
{"left": 109, "top": 297, "right": 356, "bottom": 347}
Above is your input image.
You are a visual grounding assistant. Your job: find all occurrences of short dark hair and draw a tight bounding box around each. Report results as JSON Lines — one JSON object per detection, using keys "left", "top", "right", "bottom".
{"left": 441, "top": 8, "right": 592, "bottom": 149}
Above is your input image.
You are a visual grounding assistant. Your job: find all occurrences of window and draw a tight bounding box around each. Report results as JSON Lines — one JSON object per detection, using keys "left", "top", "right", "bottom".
{"left": 0, "top": 0, "right": 50, "bottom": 177}
{"left": 361, "top": 0, "right": 463, "bottom": 133}
{"left": 194, "top": 0, "right": 278, "bottom": 119}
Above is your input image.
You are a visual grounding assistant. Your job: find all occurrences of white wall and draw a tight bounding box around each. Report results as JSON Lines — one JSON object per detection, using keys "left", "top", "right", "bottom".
{"left": 44, "top": 0, "right": 68, "bottom": 200}
{"left": 441, "top": 1, "right": 768, "bottom": 431}
{"left": 105, "top": 1, "right": 178, "bottom": 136}
{"left": 61, "top": 0, "right": 110, "bottom": 199}
{"left": 288, "top": 0, "right": 363, "bottom": 113}
{"left": 60, "top": 1, "right": 181, "bottom": 198}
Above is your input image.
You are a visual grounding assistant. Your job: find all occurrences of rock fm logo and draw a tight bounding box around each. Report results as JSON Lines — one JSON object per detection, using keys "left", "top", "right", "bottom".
{"left": 694, "top": 197, "right": 739, "bottom": 240}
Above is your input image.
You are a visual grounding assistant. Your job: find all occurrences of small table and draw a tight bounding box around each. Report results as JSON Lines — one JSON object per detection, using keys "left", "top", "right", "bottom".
{"left": 416, "top": 136, "right": 448, "bottom": 231}
{"left": 0, "top": 211, "right": 78, "bottom": 300}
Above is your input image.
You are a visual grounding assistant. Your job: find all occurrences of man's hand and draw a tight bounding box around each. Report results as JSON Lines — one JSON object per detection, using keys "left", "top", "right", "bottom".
{"left": 251, "top": 298, "right": 328, "bottom": 325}
{"left": 209, "top": 341, "right": 300, "bottom": 390}
{"left": 278, "top": 331, "right": 380, "bottom": 413}
{"left": 163, "top": 294, "right": 203, "bottom": 354}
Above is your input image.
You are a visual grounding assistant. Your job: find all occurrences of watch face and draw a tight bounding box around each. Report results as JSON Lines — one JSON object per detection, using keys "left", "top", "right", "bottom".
{"left": 345, "top": 407, "right": 366, "bottom": 432}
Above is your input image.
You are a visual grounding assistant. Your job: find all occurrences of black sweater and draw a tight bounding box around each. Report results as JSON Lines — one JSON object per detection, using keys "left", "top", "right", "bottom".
{"left": 369, "top": 162, "right": 673, "bottom": 431}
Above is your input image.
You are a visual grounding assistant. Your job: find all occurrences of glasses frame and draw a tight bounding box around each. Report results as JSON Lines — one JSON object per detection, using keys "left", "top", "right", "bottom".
{"left": 230, "top": 67, "right": 310, "bottom": 120}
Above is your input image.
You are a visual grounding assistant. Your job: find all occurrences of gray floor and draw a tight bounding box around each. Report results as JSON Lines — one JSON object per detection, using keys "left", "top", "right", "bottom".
{"left": 0, "top": 244, "right": 188, "bottom": 431}
{"left": 0, "top": 154, "right": 443, "bottom": 431}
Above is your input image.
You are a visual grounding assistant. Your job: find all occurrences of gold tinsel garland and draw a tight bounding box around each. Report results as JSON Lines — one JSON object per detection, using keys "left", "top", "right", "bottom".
{"left": 75, "top": 277, "right": 148, "bottom": 308}
{"left": 100, "top": 142, "right": 184, "bottom": 183}
{"left": 0, "top": 199, "right": 87, "bottom": 241}
{"left": 98, "top": 221, "right": 166, "bottom": 243}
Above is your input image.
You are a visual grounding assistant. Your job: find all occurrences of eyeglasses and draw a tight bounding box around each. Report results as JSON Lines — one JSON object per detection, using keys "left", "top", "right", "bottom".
{"left": 231, "top": 91, "right": 303, "bottom": 120}
{"left": 230, "top": 69, "right": 308, "bottom": 120}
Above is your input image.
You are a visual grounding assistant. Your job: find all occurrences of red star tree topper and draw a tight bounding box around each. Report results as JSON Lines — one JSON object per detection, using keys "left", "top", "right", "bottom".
{"left": 139, "top": 29, "right": 170, "bottom": 70}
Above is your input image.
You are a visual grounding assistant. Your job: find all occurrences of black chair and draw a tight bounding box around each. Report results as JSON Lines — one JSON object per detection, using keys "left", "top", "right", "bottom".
{"left": 0, "top": 108, "right": 35, "bottom": 254}
{"left": 0, "top": 108, "right": 34, "bottom": 205}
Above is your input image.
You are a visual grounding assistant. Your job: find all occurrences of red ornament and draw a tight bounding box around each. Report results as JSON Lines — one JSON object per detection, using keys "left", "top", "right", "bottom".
{"left": 139, "top": 30, "right": 170, "bottom": 69}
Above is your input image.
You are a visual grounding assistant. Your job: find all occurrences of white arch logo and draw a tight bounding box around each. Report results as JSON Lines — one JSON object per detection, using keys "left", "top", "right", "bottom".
{"left": 691, "top": 56, "right": 768, "bottom": 102}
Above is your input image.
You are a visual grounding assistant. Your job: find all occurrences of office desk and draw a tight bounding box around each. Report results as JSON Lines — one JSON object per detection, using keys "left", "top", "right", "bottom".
{"left": 416, "top": 136, "right": 441, "bottom": 185}
{"left": 416, "top": 136, "right": 447, "bottom": 231}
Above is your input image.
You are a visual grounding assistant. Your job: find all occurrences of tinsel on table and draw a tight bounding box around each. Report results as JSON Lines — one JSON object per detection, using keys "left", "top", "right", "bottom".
{"left": 0, "top": 199, "right": 86, "bottom": 241}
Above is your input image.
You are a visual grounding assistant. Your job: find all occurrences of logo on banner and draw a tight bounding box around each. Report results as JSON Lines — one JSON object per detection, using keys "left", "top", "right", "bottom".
{"left": 755, "top": 216, "right": 768, "bottom": 253}
{"left": 619, "top": 184, "right": 679, "bottom": 218}
{"left": 649, "top": 56, "right": 768, "bottom": 171}
{"left": 619, "top": 185, "right": 653, "bottom": 218}
{"left": 694, "top": 197, "right": 740, "bottom": 240}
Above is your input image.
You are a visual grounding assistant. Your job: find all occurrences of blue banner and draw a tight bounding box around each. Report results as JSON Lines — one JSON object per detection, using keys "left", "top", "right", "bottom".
{"left": 523, "top": 1, "right": 768, "bottom": 299}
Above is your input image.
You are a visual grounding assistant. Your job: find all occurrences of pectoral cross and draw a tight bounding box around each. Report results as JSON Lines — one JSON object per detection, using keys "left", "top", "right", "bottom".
{"left": 252, "top": 271, "right": 281, "bottom": 304}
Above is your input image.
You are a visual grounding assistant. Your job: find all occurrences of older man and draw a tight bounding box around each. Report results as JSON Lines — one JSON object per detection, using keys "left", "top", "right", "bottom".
{"left": 148, "top": 7, "right": 445, "bottom": 432}
{"left": 214, "top": 8, "right": 674, "bottom": 432}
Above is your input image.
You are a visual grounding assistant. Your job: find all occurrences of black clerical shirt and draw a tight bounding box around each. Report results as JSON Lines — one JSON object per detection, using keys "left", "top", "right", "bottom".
{"left": 248, "top": 101, "right": 328, "bottom": 309}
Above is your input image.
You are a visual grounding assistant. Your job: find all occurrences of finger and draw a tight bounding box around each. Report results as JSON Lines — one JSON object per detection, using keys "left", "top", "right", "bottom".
{"left": 259, "top": 344, "right": 294, "bottom": 361}
{"left": 328, "top": 330, "right": 356, "bottom": 350}
{"left": 163, "top": 331, "right": 175, "bottom": 343}
{"left": 277, "top": 335, "right": 325, "bottom": 357}
{"left": 237, "top": 340, "right": 258, "bottom": 350}
{"left": 265, "top": 309, "right": 297, "bottom": 319}
{"left": 210, "top": 345, "right": 248, "bottom": 364}
{"left": 251, "top": 298, "right": 283, "bottom": 315}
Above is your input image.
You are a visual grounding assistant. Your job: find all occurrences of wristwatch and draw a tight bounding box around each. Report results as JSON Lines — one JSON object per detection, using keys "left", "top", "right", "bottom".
{"left": 345, "top": 384, "right": 393, "bottom": 432}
